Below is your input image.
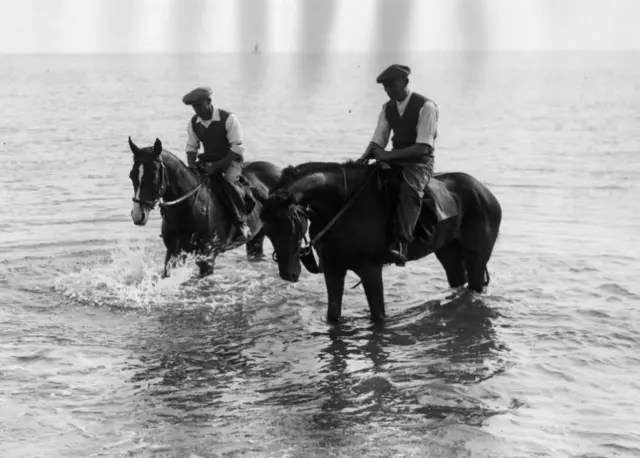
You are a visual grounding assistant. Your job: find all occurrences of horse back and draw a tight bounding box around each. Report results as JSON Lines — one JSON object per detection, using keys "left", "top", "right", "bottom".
{"left": 243, "top": 161, "right": 282, "bottom": 186}
{"left": 435, "top": 172, "right": 501, "bottom": 216}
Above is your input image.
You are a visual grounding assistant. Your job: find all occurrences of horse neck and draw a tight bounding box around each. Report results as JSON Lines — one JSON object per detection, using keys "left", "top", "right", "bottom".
{"left": 160, "top": 151, "right": 225, "bottom": 228}
{"left": 291, "top": 165, "right": 383, "bottom": 251}
{"left": 161, "top": 151, "right": 200, "bottom": 203}
{"left": 297, "top": 165, "right": 378, "bottom": 220}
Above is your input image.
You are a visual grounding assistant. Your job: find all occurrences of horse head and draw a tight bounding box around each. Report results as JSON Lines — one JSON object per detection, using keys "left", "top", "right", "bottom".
{"left": 261, "top": 162, "right": 362, "bottom": 282}
{"left": 128, "top": 136, "right": 167, "bottom": 226}
{"left": 260, "top": 187, "right": 310, "bottom": 282}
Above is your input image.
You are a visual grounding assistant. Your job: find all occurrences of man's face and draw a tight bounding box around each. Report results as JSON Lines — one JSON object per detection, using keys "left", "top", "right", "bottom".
{"left": 191, "top": 99, "right": 213, "bottom": 119}
{"left": 382, "top": 78, "right": 408, "bottom": 102}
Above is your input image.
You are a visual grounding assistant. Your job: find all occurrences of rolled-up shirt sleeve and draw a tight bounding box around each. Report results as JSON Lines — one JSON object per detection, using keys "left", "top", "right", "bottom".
{"left": 225, "top": 113, "right": 245, "bottom": 157}
{"left": 185, "top": 120, "right": 200, "bottom": 154}
{"left": 415, "top": 100, "right": 438, "bottom": 147}
{"left": 370, "top": 105, "right": 391, "bottom": 148}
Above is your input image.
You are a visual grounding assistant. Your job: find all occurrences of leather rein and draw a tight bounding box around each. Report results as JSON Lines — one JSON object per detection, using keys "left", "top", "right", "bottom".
{"left": 291, "top": 166, "right": 376, "bottom": 273}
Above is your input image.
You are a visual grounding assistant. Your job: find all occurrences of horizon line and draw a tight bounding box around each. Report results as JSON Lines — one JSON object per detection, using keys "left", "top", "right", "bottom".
{"left": 1, "top": 49, "right": 639, "bottom": 56}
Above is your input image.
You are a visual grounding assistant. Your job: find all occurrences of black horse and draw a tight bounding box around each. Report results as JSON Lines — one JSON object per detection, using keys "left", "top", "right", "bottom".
{"left": 260, "top": 161, "right": 502, "bottom": 323}
{"left": 128, "top": 137, "right": 282, "bottom": 277}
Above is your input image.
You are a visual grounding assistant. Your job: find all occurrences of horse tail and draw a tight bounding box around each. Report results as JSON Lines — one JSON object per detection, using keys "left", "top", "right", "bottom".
{"left": 484, "top": 266, "right": 490, "bottom": 286}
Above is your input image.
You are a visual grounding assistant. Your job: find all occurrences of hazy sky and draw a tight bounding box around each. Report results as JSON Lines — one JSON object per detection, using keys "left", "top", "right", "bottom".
{"left": 1, "top": 0, "right": 639, "bottom": 53}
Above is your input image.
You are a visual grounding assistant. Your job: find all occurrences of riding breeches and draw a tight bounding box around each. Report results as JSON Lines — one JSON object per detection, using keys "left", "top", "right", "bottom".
{"left": 210, "top": 161, "right": 248, "bottom": 223}
{"left": 396, "top": 158, "right": 434, "bottom": 243}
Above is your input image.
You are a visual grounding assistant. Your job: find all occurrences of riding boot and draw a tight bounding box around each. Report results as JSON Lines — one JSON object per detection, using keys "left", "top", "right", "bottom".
{"left": 420, "top": 189, "right": 438, "bottom": 243}
{"left": 387, "top": 164, "right": 433, "bottom": 266}
{"left": 389, "top": 183, "right": 423, "bottom": 267}
{"left": 220, "top": 178, "right": 251, "bottom": 243}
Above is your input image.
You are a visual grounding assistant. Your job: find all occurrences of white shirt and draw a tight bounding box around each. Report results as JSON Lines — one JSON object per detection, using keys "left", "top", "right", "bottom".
{"left": 185, "top": 107, "right": 245, "bottom": 157}
{"left": 371, "top": 91, "right": 438, "bottom": 149}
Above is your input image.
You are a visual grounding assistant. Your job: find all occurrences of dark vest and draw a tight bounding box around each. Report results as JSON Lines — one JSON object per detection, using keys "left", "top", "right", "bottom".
{"left": 191, "top": 109, "right": 231, "bottom": 162}
{"left": 385, "top": 92, "right": 438, "bottom": 155}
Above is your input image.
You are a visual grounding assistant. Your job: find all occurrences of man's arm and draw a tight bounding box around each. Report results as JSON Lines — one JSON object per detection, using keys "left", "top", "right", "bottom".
{"left": 185, "top": 120, "right": 200, "bottom": 167}
{"left": 357, "top": 105, "right": 390, "bottom": 163}
{"left": 379, "top": 101, "right": 437, "bottom": 162}
{"left": 226, "top": 113, "right": 245, "bottom": 161}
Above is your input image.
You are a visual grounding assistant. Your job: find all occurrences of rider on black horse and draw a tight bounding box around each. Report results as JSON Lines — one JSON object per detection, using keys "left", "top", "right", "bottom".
{"left": 357, "top": 64, "right": 439, "bottom": 266}
{"left": 182, "top": 86, "right": 253, "bottom": 243}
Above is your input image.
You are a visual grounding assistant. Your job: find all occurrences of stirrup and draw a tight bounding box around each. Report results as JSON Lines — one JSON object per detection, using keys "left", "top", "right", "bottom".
{"left": 387, "top": 244, "right": 407, "bottom": 266}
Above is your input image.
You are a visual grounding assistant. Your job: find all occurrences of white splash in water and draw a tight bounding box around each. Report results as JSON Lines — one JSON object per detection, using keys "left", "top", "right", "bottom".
{"left": 53, "top": 238, "right": 286, "bottom": 311}
{"left": 54, "top": 239, "right": 195, "bottom": 309}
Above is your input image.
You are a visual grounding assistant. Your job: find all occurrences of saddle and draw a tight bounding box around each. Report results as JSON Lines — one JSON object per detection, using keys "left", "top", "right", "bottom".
{"left": 238, "top": 175, "right": 263, "bottom": 209}
{"left": 375, "top": 164, "right": 458, "bottom": 241}
{"left": 204, "top": 172, "right": 265, "bottom": 217}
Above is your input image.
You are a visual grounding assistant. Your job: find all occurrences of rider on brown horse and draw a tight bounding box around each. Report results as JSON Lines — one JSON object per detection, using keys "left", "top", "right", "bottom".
{"left": 357, "top": 64, "right": 439, "bottom": 267}
{"left": 183, "top": 86, "right": 251, "bottom": 243}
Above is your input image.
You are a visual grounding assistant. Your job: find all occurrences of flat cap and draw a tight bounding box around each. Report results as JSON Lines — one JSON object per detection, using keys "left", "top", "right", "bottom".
{"left": 182, "top": 86, "right": 212, "bottom": 105}
{"left": 376, "top": 64, "right": 411, "bottom": 83}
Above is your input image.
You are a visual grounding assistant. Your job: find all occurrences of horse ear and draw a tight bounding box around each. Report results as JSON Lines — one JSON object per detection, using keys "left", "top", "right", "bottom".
{"left": 153, "top": 138, "right": 162, "bottom": 156}
{"left": 128, "top": 136, "right": 141, "bottom": 156}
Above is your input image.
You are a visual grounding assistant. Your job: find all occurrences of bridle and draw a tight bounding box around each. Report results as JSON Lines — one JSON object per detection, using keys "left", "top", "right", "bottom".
{"left": 132, "top": 157, "right": 204, "bottom": 210}
{"left": 271, "top": 204, "right": 310, "bottom": 263}
{"left": 272, "top": 165, "right": 376, "bottom": 263}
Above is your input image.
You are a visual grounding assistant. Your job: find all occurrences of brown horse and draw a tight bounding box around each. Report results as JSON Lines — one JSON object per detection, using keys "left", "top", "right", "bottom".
{"left": 260, "top": 161, "right": 502, "bottom": 323}
{"left": 128, "top": 137, "right": 281, "bottom": 277}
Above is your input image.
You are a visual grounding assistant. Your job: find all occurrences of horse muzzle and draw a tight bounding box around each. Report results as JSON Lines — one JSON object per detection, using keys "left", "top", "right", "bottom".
{"left": 131, "top": 203, "right": 151, "bottom": 226}
{"left": 281, "top": 272, "right": 300, "bottom": 282}
{"left": 278, "top": 261, "right": 301, "bottom": 283}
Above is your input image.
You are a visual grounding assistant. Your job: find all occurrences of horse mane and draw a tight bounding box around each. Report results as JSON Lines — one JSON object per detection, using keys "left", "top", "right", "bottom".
{"left": 262, "top": 159, "right": 370, "bottom": 221}
{"left": 272, "top": 159, "right": 366, "bottom": 192}
{"left": 158, "top": 149, "right": 201, "bottom": 184}
{"left": 160, "top": 149, "right": 186, "bottom": 169}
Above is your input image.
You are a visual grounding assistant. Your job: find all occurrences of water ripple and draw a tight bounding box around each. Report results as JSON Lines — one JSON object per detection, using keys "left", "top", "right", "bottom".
{"left": 2, "top": 52, "right": 640, "bottom": 457}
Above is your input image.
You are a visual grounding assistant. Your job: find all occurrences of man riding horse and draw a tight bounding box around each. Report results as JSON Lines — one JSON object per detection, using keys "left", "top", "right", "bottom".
{"left": 182, "top": 86, "right": 252, "bottom": 243}
{"left": 357, "top": 64, "right": 439, "bottom": 267}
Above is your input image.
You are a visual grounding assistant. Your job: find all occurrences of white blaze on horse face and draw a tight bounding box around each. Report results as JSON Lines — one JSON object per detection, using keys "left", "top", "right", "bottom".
{"left": 131, "top": 164, "right": 148, "bottom": 224}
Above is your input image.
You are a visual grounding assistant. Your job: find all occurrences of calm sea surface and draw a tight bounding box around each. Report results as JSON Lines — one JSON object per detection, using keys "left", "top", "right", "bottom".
{"left": 1, "top": 52, "right": 639, "bottom": 457}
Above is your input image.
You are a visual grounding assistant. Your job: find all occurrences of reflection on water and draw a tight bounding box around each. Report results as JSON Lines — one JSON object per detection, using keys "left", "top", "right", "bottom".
{"left": 118, "top": 286, "right": 512, "bottom": 455}
{"left": 128, "top": 303, "right": 257, "bottom": 426}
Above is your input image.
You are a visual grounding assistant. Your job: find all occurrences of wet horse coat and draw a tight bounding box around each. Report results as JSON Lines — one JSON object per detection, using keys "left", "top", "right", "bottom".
{"left": 128, "top": 137, "right": 281, "bottom": 277}
{"left": 261, "top": 161, "right": 502, "bottom": 322}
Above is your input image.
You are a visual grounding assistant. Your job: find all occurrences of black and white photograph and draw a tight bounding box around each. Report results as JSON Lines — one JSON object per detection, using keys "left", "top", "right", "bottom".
{"left": 1, "top": 0, "right": 638, "bottom": 456}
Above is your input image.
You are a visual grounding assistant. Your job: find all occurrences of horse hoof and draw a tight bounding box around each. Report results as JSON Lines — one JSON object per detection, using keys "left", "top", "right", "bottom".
{"left": 247, "top": 253, "right": 266, "bottom": 262}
